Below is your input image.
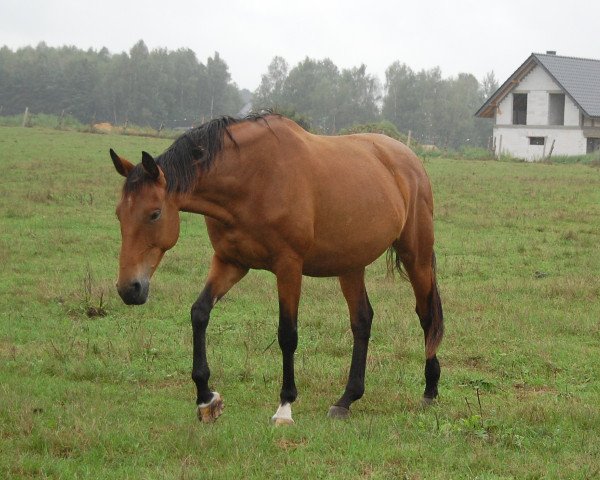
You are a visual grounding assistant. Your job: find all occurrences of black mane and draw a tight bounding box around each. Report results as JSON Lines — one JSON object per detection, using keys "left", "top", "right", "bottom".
{"left": 123, "top": 111, "right": 276, "bottom": 194}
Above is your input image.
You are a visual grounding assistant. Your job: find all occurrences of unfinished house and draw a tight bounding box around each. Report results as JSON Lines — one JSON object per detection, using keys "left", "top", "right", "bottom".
{"left": 476, "top": 52, "right": 600, "bottom": 161}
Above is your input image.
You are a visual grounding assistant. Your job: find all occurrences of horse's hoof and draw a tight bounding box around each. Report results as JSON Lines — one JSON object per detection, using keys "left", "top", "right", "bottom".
{"left": 421, "top": 396, "right": 436, "bottom": 407}
{"left": 270, "top": 403, "right": 294, "bottom": 426}
{"left": 327, "top": 405, "right": 350, "bottom": 419}
{"left": 270, "top": 416, "right": 295, "bottom": 426}
{"left": 197, "top": 392, "right": 224, "bottom": 423}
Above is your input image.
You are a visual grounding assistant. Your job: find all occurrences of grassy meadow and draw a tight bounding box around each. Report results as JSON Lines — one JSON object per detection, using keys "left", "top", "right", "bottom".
{"left": 1, "top": 126, "right": 599, "bottom": 479}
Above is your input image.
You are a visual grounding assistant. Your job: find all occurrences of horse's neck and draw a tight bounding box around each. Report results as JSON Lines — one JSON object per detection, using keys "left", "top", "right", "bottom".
{"left": 176, "top": 118, "right": 289, "bottom": 224}
{"left": 175, "top": 152, "right": 247, "bottom": 225}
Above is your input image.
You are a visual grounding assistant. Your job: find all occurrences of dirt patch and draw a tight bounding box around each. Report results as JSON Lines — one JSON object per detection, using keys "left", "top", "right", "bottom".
{"left": 93, "top": 122, "right": 112, "bottom": 133}
{"left": 276, "top": 437, "right": 308, "bottom": 451}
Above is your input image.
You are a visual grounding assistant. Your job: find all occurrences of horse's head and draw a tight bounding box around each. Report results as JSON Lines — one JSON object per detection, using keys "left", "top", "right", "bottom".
{"left": 110, "top": 149, "right": 181, "bottom": 305}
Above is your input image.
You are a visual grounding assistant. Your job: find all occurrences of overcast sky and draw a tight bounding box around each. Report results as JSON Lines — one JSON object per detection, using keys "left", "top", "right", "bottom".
{"left": 2, "top": 0, "right": 599, "bottom": 91}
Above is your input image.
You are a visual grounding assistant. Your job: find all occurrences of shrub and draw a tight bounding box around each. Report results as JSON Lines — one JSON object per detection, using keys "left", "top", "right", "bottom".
{"left": 339, "top": 121, "right": 410, "bottom": 144}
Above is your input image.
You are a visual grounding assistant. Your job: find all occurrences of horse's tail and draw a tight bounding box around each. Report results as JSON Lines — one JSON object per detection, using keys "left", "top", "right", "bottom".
{"left": 424, "top": 252, "right": 444, "bottom": 358}
{"left": 387, "top": 246, "right": 444, "bottom": 358}
{"left": 386, "top": 245, "right": 408, "bottom": 280}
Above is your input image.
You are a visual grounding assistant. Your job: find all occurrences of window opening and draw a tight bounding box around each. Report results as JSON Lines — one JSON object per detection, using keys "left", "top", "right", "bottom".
{"left": 587, "top": 138, "right": 600, "bottom": 154}
{"left": 548, "top": 93, "right": 565, "bottom": 125}
{"left": 513, "top": 93, "right": 527, "bottom": 125}
{"left": 529, "top": 137, "right": 545, "bottom": 146}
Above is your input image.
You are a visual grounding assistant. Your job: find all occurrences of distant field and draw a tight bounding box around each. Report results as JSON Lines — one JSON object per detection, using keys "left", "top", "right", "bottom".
{"left": 1, "top": 126, "right": 599, "bottom": 479}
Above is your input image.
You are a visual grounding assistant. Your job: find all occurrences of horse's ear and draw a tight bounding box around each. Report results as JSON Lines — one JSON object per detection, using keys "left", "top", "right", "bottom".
{"left": 110, "top": 148, "right": 134, "bottom": 177}
{"left": 141, "top": 151, "right": 160, "bottom": 181}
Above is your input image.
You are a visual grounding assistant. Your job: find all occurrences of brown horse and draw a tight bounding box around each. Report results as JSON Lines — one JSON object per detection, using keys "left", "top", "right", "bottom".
{"left": 110, "top": 113, "right": 443, "bottom": 424}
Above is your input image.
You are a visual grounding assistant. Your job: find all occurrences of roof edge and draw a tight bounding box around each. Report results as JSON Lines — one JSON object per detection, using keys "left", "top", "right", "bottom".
{"left": 474, "top": 54, "right": 537, "bottom": 118}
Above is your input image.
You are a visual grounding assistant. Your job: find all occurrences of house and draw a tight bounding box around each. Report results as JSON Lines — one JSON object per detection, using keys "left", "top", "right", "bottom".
{"left": 476, "top": 52, "right": 600, "bottom": 161}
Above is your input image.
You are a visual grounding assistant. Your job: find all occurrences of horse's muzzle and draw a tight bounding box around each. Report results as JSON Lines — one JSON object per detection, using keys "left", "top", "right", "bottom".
{"left": 117, "top": 278, "right": 150, "bottom": 305}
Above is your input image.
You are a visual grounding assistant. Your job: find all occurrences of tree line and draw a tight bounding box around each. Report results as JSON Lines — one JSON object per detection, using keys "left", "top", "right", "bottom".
{"left": 254, "top": 56, "right": 498, "bottom": 148}
{"left": 0, "top": 41, "right": 244, "bottom": 128}
{"left": 0, "top": 41, "right": 498, "bottom": 148}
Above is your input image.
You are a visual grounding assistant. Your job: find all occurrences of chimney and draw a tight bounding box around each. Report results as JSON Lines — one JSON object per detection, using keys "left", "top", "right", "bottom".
{"left": 546, "top": 50, "right": 557, "bottom": 55}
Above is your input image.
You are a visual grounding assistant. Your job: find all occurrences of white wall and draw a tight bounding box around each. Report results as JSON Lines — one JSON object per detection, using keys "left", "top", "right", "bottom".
{"left": 526, "top": 90, "right": 550, "bottom": 125}
{"left": 516, "top": 65, "right": 559, "bottom": 91}
{"left": 564, "top": 97, "right": 580, "bottom": 126}
{"left": 496, "top": 94, "right": 512, "bottom": 125}
{"left": 494, "top": 126, "right": 587, "bottom": 161}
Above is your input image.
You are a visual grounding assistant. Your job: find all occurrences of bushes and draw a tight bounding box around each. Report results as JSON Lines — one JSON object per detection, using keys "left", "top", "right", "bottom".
{"left": 339, "top": 121, "right": 409, "bottom": 143}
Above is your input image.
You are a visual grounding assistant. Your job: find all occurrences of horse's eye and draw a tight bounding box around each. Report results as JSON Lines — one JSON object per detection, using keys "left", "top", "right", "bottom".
{"left": 150, "top": 210, "right": 162, "bottom": 222}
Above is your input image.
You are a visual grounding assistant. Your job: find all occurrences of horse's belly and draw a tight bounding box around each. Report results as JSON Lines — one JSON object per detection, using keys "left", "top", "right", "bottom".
{"left": 302, "top": 210, "right": 403, "bottom": 277}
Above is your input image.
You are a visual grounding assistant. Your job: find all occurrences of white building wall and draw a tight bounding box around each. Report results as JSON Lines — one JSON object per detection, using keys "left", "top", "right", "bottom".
{"left": 494, "top": 126, "right": 587, "bottom": 161}
{"left": 564, "top": 97, "right": 580, "bottom": 126}
{"left": 496, "top": 95, "right": 512, "bottom": 125}
{"left": 526, "top": 90, "right": 549, "bottom": 125}
{"left": 516, "top": 65, "right": 559, "bottom": 91}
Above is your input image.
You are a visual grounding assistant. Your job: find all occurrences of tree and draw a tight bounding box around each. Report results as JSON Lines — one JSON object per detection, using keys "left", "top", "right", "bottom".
{"left": 254, "top": 56, "right": 289, "bottom": 108}
{"left": 481, "top": 71, "right": 499, "bottom": 100}
{"left": 337, "top": 64, "right": 381, "bottom": 128}
{"left": 278, "top": 57, "right": 341, "bottom": 132}
{"left": 382, "top": 62, "right": 418, "bottom": 135}
{"left": 204, "top": 52, "right": 242, "bottom": 118}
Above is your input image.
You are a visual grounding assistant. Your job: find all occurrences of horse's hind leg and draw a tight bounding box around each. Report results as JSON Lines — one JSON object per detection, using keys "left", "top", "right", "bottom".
{"left": 398, "top": 242, "right": 444, "bottom": 403}
{"left": 328, "top": 269, "right": 373, "bottom": 419}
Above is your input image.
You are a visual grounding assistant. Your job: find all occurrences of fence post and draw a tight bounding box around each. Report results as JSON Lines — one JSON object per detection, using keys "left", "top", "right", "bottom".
{"left": 546, "top": 139, "right": 555, "bottom": 160}
{"left": 498, "top": 135, "right": 503, "bottom": 159}
{"left": 58, "top": 110, "right": 65, "bottom": 129}
{"left": 22, "top": 107, "right": 30, "bottom": 127}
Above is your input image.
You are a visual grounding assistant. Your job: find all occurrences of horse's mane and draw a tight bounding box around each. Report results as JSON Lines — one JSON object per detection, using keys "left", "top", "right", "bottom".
{"left": 123, "top": 111, "right": 276, "bottom": 194}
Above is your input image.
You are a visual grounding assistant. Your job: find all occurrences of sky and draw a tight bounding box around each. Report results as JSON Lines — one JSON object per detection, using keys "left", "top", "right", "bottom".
{"left": 1, "top": 0, "right": 599, "bottom": 91}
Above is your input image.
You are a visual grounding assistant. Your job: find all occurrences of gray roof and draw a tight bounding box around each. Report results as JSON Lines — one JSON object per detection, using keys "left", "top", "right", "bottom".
{"left": 476, "top": 53, "right": 600, "bottom": 118}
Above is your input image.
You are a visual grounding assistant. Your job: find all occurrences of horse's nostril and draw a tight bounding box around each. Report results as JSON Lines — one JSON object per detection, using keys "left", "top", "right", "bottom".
{"left": 117, "top": 279, "right": 149, "bottom": 305}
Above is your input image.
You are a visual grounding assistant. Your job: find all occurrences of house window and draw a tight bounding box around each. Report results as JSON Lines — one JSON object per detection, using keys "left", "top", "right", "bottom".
{"left": 529, "top": 137, "right": 545, "bottom": 146}
{"left": 513, "top": 93, "right": 527, "bottom": 125}
{"left": 587, "top": 138, "right": 600, "bottom": 154}
{"left": 548, "top": 93, "right": 565, "bottom": 125}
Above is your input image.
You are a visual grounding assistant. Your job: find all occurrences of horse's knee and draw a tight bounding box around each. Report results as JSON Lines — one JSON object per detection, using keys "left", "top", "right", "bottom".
{"left": 351, "top": 300, "right": 373, "bottom": 340}
{"left": 277, "top": 326, "right": 298, "bottom": 351}
{"left": 191, "top": 300, "right": 211, "bottom": 328}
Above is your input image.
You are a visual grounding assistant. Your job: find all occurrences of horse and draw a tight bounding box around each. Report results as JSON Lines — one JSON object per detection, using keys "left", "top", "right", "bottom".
{"left": 109, "top": 113, "right": 443, "bottom": 425}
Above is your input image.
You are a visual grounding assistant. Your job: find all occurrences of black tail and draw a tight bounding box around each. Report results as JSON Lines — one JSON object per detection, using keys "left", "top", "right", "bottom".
{"left": 388, "top": 247, "right": 444, "bottom": 358}
{"left": 425, "top": 253, "right": 444, "bottom": 358}
{"left": 386, "top": 245, "right": 408, "bottom": 280}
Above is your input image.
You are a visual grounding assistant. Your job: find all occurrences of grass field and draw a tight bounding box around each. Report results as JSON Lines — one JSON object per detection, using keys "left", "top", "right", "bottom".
{"left": 1, "top": 126, "right": 599, "bottom": 479}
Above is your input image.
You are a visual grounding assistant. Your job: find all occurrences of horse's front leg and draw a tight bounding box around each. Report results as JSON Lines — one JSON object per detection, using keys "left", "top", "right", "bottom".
{"left": 192, "top": 255, "right": 247, "bottom": 423}
{"left": 271, "top": 259, "right": 303, "bottom": 425}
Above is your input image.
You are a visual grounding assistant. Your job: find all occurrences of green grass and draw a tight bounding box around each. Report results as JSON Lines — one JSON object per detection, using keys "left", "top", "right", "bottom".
{"left": 1, "top": 126, "right": 600, "bottom": 479}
